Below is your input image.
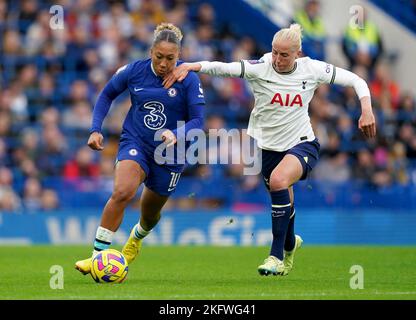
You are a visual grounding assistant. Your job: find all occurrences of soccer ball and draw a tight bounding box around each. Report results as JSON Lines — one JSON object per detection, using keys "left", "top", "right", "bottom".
{"left": 91, "top": 249, "right": 128, "bottom": 283}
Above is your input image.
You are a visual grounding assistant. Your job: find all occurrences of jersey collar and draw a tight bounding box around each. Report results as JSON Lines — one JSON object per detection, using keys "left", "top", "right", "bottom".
{"left": 273, "top": 62, "right": 297, "bottom": 75}
{"left": 150, "top": 60, "right": 181, "bottom": 78}
{"left": 150, "top": 61, "right": 159, "bottom": 77}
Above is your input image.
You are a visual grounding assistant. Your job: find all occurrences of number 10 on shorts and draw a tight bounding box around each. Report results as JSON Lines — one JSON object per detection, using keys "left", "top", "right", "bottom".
{"left": 168, "top": 172, "right": 181, "bottom": 192}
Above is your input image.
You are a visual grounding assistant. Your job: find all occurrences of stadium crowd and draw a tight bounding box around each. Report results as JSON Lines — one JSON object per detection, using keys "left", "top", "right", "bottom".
{"left": 0, "top": 0, "right": 415, "bottom": 212}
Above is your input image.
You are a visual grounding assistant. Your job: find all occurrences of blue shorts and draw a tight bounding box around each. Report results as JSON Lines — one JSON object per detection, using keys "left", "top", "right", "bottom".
{"left": 261, "top": 139, "right": 320, "bottom": 189}
{"left": 117, "top": 138, "right": 183, "bottom": 196}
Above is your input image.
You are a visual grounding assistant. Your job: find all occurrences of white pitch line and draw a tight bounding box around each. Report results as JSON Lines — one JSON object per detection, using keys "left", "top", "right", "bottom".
{"left": 56, "top": 291, "right": 416, "bottom": 300}
{"left": 164, "top": 291, "right": 416, "bottom": 299}
{"left": 0, "top": 238, "right": 32, "bottom": 245}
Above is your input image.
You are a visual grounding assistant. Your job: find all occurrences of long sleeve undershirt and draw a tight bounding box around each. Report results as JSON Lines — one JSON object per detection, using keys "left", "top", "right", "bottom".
{"left": 198, "top": 61, "right": 371, "bottom": 99}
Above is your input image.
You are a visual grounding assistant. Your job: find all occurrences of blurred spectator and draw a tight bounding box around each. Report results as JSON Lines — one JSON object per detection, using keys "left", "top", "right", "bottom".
{"left": 293, "top": 0, "right": 326, "bottom": 60}
{"left": 372, "top": 169, "right": 393, "bottom": 188}
{"left": 97, "top": 25, "right": 123, "bottom": 71}
{"left": 193, "top": 2, "right": 216, "bottom": 26}
{"left": 66, "top": 80, "right": 92, "bottom": 105}
{"left": 0, "top": 167, "right": 22, "bottom": 212}
{"left": 40, "top": 189, "right": 60, "bottom": 211}
{"left": 19, "top": 64, "right": 38, "bottom": 90}
{"left": 22, "top": 177, "right": 42, "bottom": 211}
{"left": 65, "top": 25, "right": 95, "bottom": 73}
{"left": 21, "top": 128, "right": 39, "bottom": 160}
{"left": 165, "top": 3, "right": 191, "bottom": 35}
{"left": 0, "top": 138, "right": 11, "bottom": 166}
{"left": 19, "top": 158, "right": 39, "bottom": 179}
{"left": 3, "top": 30, "right": 23, "bottom": 55}
{"left": 0, "top": 0, "right": 7, "bottom": 34}
{"left": 370, "top": 62, "right": 400, "bottom": 110}
{"left": 342, "top": 8, "right": 383, "bottom": 70}
{"left": 17, "top": 0, "right": 38, "bottom": 35}
{"left": 352, "top": 149, "right": 376, "bottom": 183}
{"left": 97, "top": 156, "right": 115, "bottom": 193}
{"left": 98, "top": 2, "right": 134, "bottom": 39}
{"left": 336, "top": 113, "right": 355, "bottom": 150}
{"left": 37, "top": 125, "right": 68, "bottom": 176}
{"left": 397, "top": 123, "right": 416, "bottom": 159}
{"left": 0, "top": 111, "right": 11, "bottom": 137}
{"left": 62, "top": 100, "right": 92, "bottom": 130}
{"left": 6, "top": 80, "right": 28, "bottom": 123}
{"left": 25, "top": 10, "right": 64, "bottom": 56}
{"left": 373, "top": 141, "right": 389, "bottom": 170}
{"left": 63, "top": 146, "right": 100, "bottom": 180}
{"left": 40, "top": 107, "right": 60, "bottom": 128}
{"left": 183, "top": 23, "right": 216, "bottom": 61}
{"left": 397, "top": 92, "right": 416, "bottom": 124}
{"left": 131, "top": 0, "right": 167, "bottom": 27}
{"left": 313, "top": 152, "right": 351, "bottom": 183}
{"left": 29, "top": 73, "right": 57, "bottom": 117}
{"left": 388, "top": 141, "right": 409, "bottom": 185}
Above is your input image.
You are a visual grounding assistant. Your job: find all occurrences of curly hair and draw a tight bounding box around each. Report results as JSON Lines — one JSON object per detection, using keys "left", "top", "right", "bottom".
{"left": 153, "top": 22, "right": 183, "bottom": 47}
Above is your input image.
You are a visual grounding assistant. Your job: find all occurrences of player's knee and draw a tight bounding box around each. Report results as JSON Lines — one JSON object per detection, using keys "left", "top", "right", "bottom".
{"left": 269, "top": 175, "right": 290, "bottom": 191}
{"left": 111, "top": 187, "right": 136, "bottom": 203}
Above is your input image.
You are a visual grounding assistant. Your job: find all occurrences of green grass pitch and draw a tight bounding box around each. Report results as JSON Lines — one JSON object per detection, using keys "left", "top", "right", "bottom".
{"left": 1, "top": 245, "right": 415, "bottom": 300}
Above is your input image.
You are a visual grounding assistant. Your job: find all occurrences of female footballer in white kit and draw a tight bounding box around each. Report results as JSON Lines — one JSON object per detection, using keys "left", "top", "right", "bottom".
{"left": 163, "top": 24, "right": 376, "bottom": 276}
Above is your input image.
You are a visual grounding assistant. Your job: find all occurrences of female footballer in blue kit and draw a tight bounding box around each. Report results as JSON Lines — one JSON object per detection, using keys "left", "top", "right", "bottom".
{"left": 75, "top": 23, "right": 205, "bottom": 274}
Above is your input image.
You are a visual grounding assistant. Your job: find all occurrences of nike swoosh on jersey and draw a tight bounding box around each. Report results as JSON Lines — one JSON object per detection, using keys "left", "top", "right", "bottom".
{"left": 134, "top": 87, "right": 144, "bottom": 91}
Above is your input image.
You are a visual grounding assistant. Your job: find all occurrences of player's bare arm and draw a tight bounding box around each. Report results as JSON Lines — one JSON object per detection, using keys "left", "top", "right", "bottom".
{"left": 163, "top": 62, "right": 201, "bottom": 88}
{"left": 87, "top": 131, "right": 104, "bottom": 151}
{"left": 327, "top": 63, "right": 376, "bottom": 139}
{"left": 163, "top": 60, "right": 247, "bottom": 89}
{"left": 358, "top": 96, "right": 376, "bottom": 138}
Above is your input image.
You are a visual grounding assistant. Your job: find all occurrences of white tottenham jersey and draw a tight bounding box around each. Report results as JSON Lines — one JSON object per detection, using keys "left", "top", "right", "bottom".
{"left": 199, "top": 53, "right": 370, "bottom": 151}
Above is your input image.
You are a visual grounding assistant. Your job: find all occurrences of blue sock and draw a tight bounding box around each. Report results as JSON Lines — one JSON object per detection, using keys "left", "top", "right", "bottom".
{"left": 284, "top": 206, "right": 296, "bottom": 251}
{"left": 269, "top": 189, "right": 291, "bottom": 260}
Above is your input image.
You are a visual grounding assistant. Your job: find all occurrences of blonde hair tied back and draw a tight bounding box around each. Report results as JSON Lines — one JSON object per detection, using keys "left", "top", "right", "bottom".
{"left": 272, "top": 23, "right": 303, "bottom": 52}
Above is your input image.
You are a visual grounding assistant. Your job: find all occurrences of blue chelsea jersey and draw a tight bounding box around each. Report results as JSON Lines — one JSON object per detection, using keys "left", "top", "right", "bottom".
{"left": 110, "top": 58, "right": 205, "bottom": 154}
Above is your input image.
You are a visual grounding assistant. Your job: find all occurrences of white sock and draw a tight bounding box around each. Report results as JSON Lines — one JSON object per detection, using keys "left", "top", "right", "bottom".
{"left": 133, "top": 223, "right": 151, "bottom": 240}
{"left": 92, "top": 226, "right": 114, "bottom": 257}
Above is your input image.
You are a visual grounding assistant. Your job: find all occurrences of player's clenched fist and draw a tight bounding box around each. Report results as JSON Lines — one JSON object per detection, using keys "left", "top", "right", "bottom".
{"left": 161, "top": 129, "right": 177, "bottom": 147}
{"left": 87, "top": 131, "right": 104, "bottom": 150}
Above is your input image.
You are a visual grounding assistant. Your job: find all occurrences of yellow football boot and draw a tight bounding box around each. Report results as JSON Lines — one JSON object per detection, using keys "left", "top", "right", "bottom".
{"left": 282, "top": 235, "right": 303, "bottom": 276}
{"left": 75, "top": 257, "right": 92, "bottom": 275}
{"left": 121, "top": 227, "right": 143, "bottom": 264}
{"left": 258, "top": 255, "right": 285, "bottom": 276}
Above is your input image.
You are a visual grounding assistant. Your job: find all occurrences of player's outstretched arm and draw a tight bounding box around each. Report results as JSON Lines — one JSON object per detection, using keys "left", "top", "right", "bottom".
{"left": 333, "top": 67, "right": 376, "bottom": 139}
{"left": 163, "top": 63, "right": 202, "bottom": 89}
{"left": 163, "top": 61, "right": 243, "bottom": 89}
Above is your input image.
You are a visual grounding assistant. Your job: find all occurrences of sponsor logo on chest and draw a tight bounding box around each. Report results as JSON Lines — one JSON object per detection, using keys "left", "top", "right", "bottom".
{"left": 270, "top": 93, "right": 303, "bottom": 107}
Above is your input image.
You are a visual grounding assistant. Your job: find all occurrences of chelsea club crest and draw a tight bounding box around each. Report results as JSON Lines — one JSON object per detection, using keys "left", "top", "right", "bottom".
{"left": 167, "top": 88, "right": 177, "bottom": 97}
